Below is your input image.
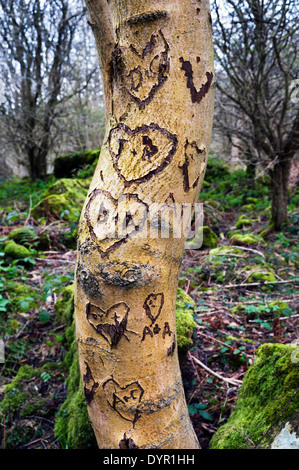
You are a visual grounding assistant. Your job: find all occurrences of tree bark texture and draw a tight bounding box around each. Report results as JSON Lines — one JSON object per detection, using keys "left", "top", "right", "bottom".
{"left": 75, "top": 0, "right": 214, "bottom": 449}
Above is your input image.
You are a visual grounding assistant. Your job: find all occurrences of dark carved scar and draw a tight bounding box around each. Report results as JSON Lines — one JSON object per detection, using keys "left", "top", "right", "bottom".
{"left": 179, "top": 57, "right": 213, "bottom": 104}
{"left": 83, "top": 362, "right": 99, "bottom": 405}
{"left": 127, "top": 11, "right": 168, "bottom": 26}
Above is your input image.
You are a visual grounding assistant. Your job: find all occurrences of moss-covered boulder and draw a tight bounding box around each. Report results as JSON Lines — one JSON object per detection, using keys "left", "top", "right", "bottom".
{"left": 210, "top": 343, "right": 299, "bottom": 449}
{"left": 8, "top": 227, "right": 38, "bottom": 247}
{"left": 209, "top": 246, "right": 243, "bottom": 256}
{"left": 235, "top": 215, "right": 258, "bottom": 229}
{"left": 54, "top": 149, "right": 100, "bottom": 179}
{"left": 202, "top": 226, "right": 218, "bottom": 249}
{"left": 241, "top": 204, "right": 256, "bottom": 213}
{"left": 247, "top": 266, "right": 276, "bottom": 284}
{"left": 231, "top": 233, "right": 261, "bottom": 246}
{"left": 270, "top": 412, "right": 299, "bottom": 449}
{"left": 3, "top": 240, "right": 31, "bottom": 259}
{"left": 32, "top": 178, "right": 89, "bottom": 223}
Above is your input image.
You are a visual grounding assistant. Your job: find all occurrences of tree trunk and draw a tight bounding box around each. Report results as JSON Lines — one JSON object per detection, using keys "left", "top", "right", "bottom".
{"left": 271, "top": 157, "right": 291, "bottom": 230}
{"left": 75, "top": 0, "right": 214, "bottom": 449}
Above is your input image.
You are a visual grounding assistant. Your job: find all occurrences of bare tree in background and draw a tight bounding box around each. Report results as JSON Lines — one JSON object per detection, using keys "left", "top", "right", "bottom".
{"left": 0, "top": 0, "right": 99, "bottom": 180}
{"left": 213, "top": 0, "right": 299, "bottom": 230}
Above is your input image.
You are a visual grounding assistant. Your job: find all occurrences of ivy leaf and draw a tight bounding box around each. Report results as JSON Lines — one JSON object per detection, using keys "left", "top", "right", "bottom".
{"left": 38, "top": 310, "right": 51, "bottom": 324}
{"left": 199, "top": 410, "right": 213, "bottom": 421}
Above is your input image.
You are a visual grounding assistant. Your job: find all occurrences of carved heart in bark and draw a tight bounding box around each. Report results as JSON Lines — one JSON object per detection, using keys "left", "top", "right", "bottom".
{"left": 103, "top": 378, "right": 144, "bottom": 426}
{"left": 85, "top": 189, "right": 148, "bottom": 257}
{"left": 86, "top": 301, "right": 131, "bottom": 347}
{"left": 143, "top": 293, "right": 164, "bottom": 326}
{"left": 108, "top": 123, "right": 178, "bottom": 186}
{"left": 121, "top": 30, "right": 170, "bottom": 109}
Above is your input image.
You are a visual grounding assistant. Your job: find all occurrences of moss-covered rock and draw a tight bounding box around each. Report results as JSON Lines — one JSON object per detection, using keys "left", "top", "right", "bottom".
{"left": 8, "top": 227, "right": 38, "bottom": 247}
{"left": 176, "top": 288, "right": 197, "bottom": 353}
{"left": 235, "top": 215, "right": 258, "bottom": 229}
{"left": 54, "top": 149, "right": 100, "bottom": 179}
{"left": 247, "top": 266, "right": 276, "bottom": 284}
{"left": 31, "top": 178, "right": 89, "bottom": 223}
{"left": 231, "top": 233, "right": 261, "bottom": 246}
{"left": 209, "top": 246, "right": 243, "bottom": 256}
{"left": 202, "top": 226, "right": 218, "bottom": 249}
{"left": 241, "top": 204, "right": 256, "bottom": 213}
{"left": 209, "top": 343, "right": 299, "bottom": 449}
{"left": 246, "top": 197, "right": 258, "bottom": 204}
{"left": 3, "top": 240, "right": 31, "bottom": 259}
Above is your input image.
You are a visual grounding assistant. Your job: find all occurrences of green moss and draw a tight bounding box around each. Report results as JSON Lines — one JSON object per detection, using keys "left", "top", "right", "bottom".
{"left": 246, "top": 197, "right": 258, "bottom": 204}
{"left": 210, "top": 343, "right": 299, "bottom": 449}
{"left": 175, "top": 288, "right": 196, "bottom": 352}
{"left": 209, "top": 246, "right": 243, "bottom": 256}
{"left": 46, "top": 178, "right": 88, "bottom": 205}
{"left": 31, "top": 178, "right": 89, "bottom": 222}
{"left": 54, "top": 283, "right": 75, "bottom": 326}
{"left": 247, "top": 266, "right": 276, "bottom": 284}
{"left": 268, "top": 301, "right": 289, "bottom": 313}
{"left": 54, "top": 317, "right": 96, "bottom": 448}
{"left": 231, "top": 233, "right": 261, "bottom": 246}
{"left": 8, "top": 227, "right": 38, "bottom": 247}
{"left": 3, "top": 240, "right": 31, "bottom": 259}
{"left": 202, "top": 226, "right": 218, "bottom": 249}
{"left": 236, "top": 215, "right": 258, "bottom": 229}
{"left": 53, "top": 284, "right": 96, "bottom": 448}
{"left": 241, "top": 204, "right": 256, "bottom": 213}
{"left": 6, "top": 281, "right": 37, "bottom": 311}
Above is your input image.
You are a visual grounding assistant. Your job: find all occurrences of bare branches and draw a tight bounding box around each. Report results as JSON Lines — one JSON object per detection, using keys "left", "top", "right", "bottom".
{"left": 0, "top": 0, "right": 100, "bottom": 180}
{"left": 213, "top": 0, "right": 298, "bottom": 167}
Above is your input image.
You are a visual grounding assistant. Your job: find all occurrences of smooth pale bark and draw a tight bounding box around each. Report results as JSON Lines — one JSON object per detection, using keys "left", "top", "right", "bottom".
{"left": 75, "top": 0, "right": 214, "bottom": 449}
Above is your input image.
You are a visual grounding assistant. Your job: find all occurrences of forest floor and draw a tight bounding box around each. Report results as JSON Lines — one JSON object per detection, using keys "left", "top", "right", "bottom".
{"left": 0, "top": 159, "right": 298, "bottom": 449}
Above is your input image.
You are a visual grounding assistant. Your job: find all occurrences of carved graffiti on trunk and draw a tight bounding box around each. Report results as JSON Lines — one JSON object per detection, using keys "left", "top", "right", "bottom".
{"left": 86, "top": 301, "right": 136, "bottom": 347}
{"left": 179, "top": 140, "right": 206, "bottom": 192}
{"left": 109, "top": 123, "right": 178, "bottom": 186}
{"left": 83, "top": 362, "right": 99, "bottom": 405}
{"left": 85, "top": 189, "right": 148, "bottom": 257}
{"left": 180, "top": 57, "right": 213, "bottom": 104}
{"left": 103, "top": 378, "right": 144, "bottom": 426}
{"left": 143, "top": 293, "right": 164, "bottom": 326}
{"left": 116, "top": 30, "right": 170, "bottom": 109}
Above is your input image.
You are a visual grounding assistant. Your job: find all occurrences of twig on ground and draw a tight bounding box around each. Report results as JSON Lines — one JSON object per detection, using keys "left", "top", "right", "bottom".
{"left": 218, "top": 278, "right": 298, "bottom": 289}
{"left": 188, "top": 353, "right": 243, "bottom": 387}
